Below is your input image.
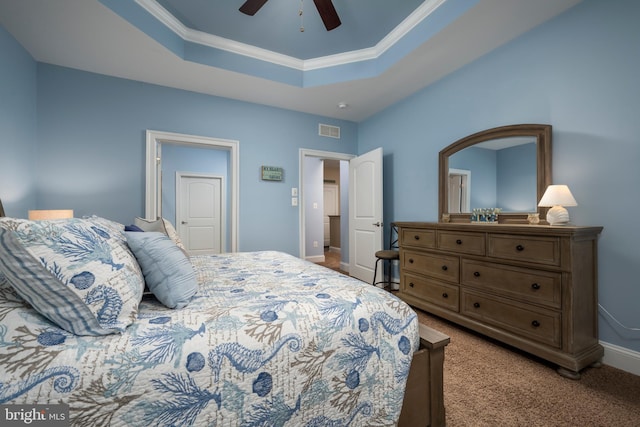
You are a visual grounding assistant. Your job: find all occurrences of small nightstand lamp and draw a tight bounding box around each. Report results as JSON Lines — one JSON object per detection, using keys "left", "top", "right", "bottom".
{"left": 28, "top": 210, "right": 74, "bottom": 220}
{"left": 538, "top": 185, "right": 577, "bottom": 226}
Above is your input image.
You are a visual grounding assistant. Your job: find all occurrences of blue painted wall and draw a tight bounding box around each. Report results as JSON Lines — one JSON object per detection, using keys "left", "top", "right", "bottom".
{"left": 0, "top": 26, "right": 37, "bottom": 217}
{"left": 30, "top": 65, "right": 358, "bottom": 256}
{"left": 359, "top": 0, "right": 640, "bottom": 352}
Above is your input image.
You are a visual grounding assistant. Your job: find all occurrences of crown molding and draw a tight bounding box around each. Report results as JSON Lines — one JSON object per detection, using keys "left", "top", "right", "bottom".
{"left": 136, "top": 0, "right": 446, "bottom": 72}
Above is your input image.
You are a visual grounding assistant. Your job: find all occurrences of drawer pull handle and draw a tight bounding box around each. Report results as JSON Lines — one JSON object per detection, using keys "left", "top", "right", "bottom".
{"left": 456, "top": 239, "right": 462, "bottom": 245}
{"left": 516, "top": 244, "right": 525, "bottom": 251}
{"left": 473, "top": 302, "right": 480, "bottom": 308}
{"left": 531, "top": 283, "right": 540, "bottom": 290}
{"left": 473, "top": 271, "right": 480, "bottom": 277}
{"left": 409, "top": 282, "right": 415, "bottom": 288}
{"left": 442, "top": 293, "right": 448, "bottom": 298}
{"left": 531, "top": 320, "right": 540, "bottom": 328}
{"left": 409, "top": 258, "right": 414, "bottom": 264}
{"left": 414, "top": 235, "right": 420, "bottom": 240}
{"left": 441, "top": 265, "right": 448, "bottom": 271}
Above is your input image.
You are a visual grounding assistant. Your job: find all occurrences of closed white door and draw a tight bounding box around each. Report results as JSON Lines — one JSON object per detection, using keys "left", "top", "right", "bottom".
{"left": 177, "top": 173, "right": 223, "bottom": 255}
{"left": 348, "top": 148, "right": 383, "bottom": 284}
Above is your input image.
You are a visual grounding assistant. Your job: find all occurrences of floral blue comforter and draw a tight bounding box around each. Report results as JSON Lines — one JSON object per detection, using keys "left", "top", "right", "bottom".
{"left": 0, "top": 251, "right": 419, "bottom": 426}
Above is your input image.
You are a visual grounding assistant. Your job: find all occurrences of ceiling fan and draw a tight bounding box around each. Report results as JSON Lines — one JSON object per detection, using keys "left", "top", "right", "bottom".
{"left": 239, "top": 0, "right": 342, "bottom": 31}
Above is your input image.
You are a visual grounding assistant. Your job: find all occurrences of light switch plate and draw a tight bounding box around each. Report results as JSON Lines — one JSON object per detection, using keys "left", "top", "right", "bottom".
{"left": 291, "top": 197, "right": 298, "bottom": 206}
{"left": 291, "top": 187, "right": 298, "bottom": 197}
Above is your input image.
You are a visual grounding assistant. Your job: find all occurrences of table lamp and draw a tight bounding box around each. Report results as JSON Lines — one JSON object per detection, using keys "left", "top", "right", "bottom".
{"left": 538, "top": 185, "right": 577, "bottom": 226}
{"left": 28, "top": 210, "right": 74, "bottom": 220}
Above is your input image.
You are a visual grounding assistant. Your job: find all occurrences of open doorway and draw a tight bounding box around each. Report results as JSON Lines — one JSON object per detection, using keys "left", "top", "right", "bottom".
{"left": 145, "top": 130, "right": 239, "bottom": 252}
{"left": 300, "top": 148, "right": 384, "bottom": 283}
{"left": 299, "top": 149, "right": 353, "bottom": 273}
{"left": 322, "top": 160, "right": 342, "bottom": 271}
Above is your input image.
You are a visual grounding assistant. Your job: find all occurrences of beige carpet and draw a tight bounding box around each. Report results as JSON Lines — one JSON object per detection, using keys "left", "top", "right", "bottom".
{"left": 415, "top": 309, "right": 640, "bottom": 426}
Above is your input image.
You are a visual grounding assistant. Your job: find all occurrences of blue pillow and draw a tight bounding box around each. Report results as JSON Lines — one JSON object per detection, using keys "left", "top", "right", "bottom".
{"left": 126, "top": 232, "right": 197, "bottom": 309}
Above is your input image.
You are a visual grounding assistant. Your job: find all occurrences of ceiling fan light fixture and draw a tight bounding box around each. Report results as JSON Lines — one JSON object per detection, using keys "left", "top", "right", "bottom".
{"left": 239, "top": 0, "right": 341, "bottom": 31}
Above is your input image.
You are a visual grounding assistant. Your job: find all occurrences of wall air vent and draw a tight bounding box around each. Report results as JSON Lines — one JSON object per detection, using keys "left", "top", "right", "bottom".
{"left": 319, "top": 123, "right": 340, "bottom": 139}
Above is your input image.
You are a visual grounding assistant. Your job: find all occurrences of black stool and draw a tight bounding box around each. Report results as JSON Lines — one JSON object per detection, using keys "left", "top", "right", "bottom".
{"left": 372, "top": 223, "right": 400, "bottom": 289}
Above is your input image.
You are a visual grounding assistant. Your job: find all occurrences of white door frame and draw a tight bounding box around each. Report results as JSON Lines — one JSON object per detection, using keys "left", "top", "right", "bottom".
{"left": 145, "top": 130, "right": 239, "bottom": 252}
{"left": 176, "top": 172, "right": 225, "bottom": 254}
{"left": 299, "top": 149, "right": 355, "bottom": 260}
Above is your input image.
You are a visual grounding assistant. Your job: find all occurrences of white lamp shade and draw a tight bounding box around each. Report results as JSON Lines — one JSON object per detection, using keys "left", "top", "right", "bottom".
{"left": 28, "top": 210, "right": 74, "bottom": 220}
{"left": 538, "top": 185, "right": 577, "bottom": 226}
{"left": 538, "top": 185, "right": 577, "bottom": 207}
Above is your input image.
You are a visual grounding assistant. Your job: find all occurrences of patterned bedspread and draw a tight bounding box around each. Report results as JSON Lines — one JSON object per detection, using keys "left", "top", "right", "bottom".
{"left": 0, "top": 251, "right": 419, "bottom": 426}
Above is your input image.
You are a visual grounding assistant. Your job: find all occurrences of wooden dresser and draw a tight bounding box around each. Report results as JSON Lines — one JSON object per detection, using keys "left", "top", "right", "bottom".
{"left": 395, "top": 222, "right": 603, "bottom": 379}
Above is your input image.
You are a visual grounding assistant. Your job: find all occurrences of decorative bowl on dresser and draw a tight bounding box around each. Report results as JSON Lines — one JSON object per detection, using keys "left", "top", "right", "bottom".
{"left": 395, "top": 221, "right": 603, "bottom": 379}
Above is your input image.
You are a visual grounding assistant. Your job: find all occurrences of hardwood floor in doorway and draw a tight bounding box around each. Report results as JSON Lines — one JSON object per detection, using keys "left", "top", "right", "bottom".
{"left": 316, "top": 249, "right": 348, "bottom": 275}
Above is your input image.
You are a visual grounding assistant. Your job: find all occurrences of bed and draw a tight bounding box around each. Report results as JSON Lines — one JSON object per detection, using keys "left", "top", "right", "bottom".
{"left": 0, "top": 216, "right": 448, "bottom": 426}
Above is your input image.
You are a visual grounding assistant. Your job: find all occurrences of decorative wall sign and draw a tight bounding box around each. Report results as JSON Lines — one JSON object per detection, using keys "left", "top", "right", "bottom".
{"left": 261, "top": 166, "right": 284, "bottom": 181}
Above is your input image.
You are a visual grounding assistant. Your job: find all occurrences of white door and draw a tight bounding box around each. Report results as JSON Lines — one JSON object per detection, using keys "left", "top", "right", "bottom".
{"left": 323, "top": 184, "right": 339, "bottom": 246}
{"left": 349, "top": 148, "right": 383, "bottom": 284}
{"left": 176, "top": 173, "right": 224, "bottom": 255}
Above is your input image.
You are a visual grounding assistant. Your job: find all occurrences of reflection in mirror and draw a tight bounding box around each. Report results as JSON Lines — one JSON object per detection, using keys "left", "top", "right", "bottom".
{"left": 448, "top": 138, "right": 537, "bottom": 213}
{"left": 448, "top": 168, "right": 470, "bottom": 213}
{"left": 439, "top": 124, "right": 552, "bottom": 224}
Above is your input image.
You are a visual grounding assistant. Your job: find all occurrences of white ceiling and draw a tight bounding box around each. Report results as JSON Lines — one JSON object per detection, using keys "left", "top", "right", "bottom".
{"left": 0, "top": 0, "right": 582, "bottom": 122}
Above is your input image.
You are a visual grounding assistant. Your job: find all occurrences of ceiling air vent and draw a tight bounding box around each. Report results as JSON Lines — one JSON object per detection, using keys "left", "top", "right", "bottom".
{"left": 319, "top": 123, "right": 340, "bottom": 139}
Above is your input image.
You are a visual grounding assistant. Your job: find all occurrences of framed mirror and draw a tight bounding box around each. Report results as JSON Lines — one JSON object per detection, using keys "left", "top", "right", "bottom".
{"left": 438, "top": 124, "right": 552, "bottom": 224}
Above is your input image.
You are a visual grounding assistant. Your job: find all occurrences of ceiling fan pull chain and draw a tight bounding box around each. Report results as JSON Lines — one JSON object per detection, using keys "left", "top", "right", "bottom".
{"left": 299, "top": 0, "right": 305, "bottom": 32}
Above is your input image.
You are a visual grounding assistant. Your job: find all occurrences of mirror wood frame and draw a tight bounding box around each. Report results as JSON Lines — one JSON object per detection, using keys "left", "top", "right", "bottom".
{"left": 438, "top": 124, "right": 552, "bottom": 224}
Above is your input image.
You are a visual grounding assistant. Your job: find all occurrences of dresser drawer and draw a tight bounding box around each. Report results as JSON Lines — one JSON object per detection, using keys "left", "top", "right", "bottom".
{"left": 402, "top": 272, "right": 460, "bottom": 312}
{"left": 401, "top": 250, "right": 459, "bottom": 283}
{"left": 400, "top": 228, "right": 436, "bottom": 249}
{"left": 438, "top": 231, "right": 485, "bottom": 256}
{"left": 488, "top": 234, "right": 560, "bottom": 266}
{"left": 461, "top": 260, "right": 562, "bottom": 309}
{"left": 461, "top": 290, "right": 561, "bottom": 348}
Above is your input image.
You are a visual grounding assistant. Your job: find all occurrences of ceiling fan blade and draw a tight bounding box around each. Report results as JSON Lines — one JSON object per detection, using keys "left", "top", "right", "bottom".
{"left": 312, "top": 0, "right": 341, "bottom": 31}
{"left": 239, "top": 0, "right": 269, "bottom": 16}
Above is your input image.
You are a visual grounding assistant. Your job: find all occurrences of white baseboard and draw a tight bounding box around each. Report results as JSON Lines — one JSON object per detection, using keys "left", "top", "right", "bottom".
{"left": 329, "top": 246, "right": 341, "bottom": 254}
{"left": 306, "top": 255, "right": 325, "bottom": 263}
{"left": 340, "top": 261, "right": 349, "bottom": 272}
{"left": 601, "top": 341, "right": 640, "bottom": 376}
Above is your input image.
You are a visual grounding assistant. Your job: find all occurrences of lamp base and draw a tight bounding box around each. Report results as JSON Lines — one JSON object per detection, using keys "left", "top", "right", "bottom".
{"left": 545, "top": 205, "right": 570, "bottom": 226}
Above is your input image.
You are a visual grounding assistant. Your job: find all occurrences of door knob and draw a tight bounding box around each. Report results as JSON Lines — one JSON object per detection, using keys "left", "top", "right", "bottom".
{"left": 372, "top": 221, "right": 383, "bottom": 227}
{"left": 181, "top": 221, "right": 188, "bottom": 224}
